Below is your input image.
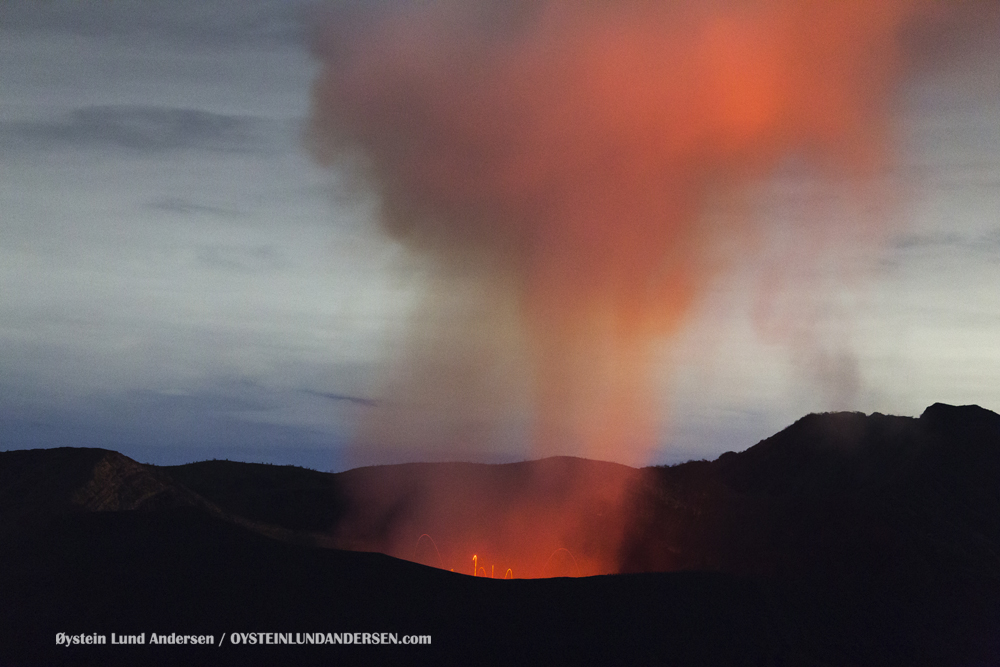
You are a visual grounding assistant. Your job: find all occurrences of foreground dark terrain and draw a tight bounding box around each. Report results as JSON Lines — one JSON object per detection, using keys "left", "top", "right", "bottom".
{"left": 1, "top": 403, "right": 999, "bottom": 665}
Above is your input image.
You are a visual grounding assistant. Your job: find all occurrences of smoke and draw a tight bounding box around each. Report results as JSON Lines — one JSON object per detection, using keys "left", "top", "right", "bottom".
{"left": 331, "top": 457, "right": 648, "bottom": 578}
{"left": 308, "top": 0, "right": 940, "bottom": 465}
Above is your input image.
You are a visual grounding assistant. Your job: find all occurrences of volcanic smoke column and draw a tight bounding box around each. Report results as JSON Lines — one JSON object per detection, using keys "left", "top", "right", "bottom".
{"left": 309, "top": 0, "right": 930, "bottom": 464}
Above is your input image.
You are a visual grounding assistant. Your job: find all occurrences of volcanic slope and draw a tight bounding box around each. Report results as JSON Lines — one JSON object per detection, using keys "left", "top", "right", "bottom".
{"left": 1, "top": 403, "right": 998, "bottom": 665}
{"left": 165, "top": 403, "right": 1000, "bottom": 588}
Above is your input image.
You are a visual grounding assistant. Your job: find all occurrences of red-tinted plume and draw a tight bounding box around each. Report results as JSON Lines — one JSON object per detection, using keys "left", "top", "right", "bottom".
{"left": 309, "top": 0, "right": 937, "bottom": 464}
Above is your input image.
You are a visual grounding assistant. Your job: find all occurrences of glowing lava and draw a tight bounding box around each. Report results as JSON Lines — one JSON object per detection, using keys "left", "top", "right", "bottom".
{"left": 410, "top": 546, "right": 584, "bottom": 579}
{"left": 334, "top": 458, "right": 646, "bottom": 578}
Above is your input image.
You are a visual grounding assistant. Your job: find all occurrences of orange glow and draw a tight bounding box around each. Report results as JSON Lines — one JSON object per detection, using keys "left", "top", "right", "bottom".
{"left": 309, "top": 0, "right": 969, "bottom": 582}
{"left": 332, "top": 458, "right": 648, "bottom": 578}
{"left": 412, "top": 537, "right": 590, "bottom": 579}
{"left": 542, "top": 548, "right": 581, "bottom": 578}
{"left": 310, "top": 0, "right": 942, "bottom": 465}
{"left": 414, "top": 533, "right": 445, "bottom": 569}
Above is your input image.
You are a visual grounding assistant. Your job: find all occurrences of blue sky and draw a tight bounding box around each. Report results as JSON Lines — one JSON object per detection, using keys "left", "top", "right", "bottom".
{"left": 1, "top": 0, "right": 998, "bottom": 470}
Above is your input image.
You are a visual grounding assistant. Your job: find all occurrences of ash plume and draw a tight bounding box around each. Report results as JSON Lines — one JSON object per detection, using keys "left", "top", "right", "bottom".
{"left": 308, "top": 0, "right": 945, "bottom": 465}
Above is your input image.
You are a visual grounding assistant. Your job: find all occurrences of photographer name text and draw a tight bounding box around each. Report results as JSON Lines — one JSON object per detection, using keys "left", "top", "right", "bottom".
{"left": 55, "top": 632, "right": 431, "bottom": 647}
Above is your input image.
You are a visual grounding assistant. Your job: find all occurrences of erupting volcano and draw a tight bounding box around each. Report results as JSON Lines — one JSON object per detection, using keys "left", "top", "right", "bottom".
{"left": 330, "top": 456, "right": 648, "bottom": 578}
{"left": 4, "top": 0, "right": 1000, "bottom": 663}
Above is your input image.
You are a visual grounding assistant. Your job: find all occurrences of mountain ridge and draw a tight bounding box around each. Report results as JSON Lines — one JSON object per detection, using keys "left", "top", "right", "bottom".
{"left": 2, "top": 403, "right": 999, "bottom": 665}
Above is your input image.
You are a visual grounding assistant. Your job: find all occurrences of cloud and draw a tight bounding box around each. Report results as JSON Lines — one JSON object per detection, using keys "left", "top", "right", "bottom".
{"left": 0, "top": 105, "right": 271, "bottom": 155}
{"left": 893, "top": 230, "right": 1000, "bottom": 254}
{"left": 300, "top": 389, "right": 378, "bottom": 408}
{"left": 147, "top": 197, "right": 247, "bottom": 218}
{"left": 0, "top": 0, "right": 309, "bottom": 49}
{"left": 119, "top": 388, "right": 270, "bottom": 414}
{"left": 194, "top": 244, "right": 289, "bottom": 273}
{"left": 925, "top": 168, "right": 1000, "bottom": 192}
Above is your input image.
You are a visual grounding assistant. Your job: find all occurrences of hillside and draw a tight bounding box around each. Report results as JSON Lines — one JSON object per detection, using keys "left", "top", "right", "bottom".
{"left": 1, "top": 403, "right": 999, "bottom": 665}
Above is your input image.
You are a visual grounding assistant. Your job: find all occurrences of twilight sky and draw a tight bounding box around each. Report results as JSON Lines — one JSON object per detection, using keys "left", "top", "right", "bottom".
{"left": 1, "top": 0, "right": 998, "bottom": 471}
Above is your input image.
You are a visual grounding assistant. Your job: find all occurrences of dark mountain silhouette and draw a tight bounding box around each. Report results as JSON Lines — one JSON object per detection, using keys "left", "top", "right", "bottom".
{"left": 624, "top": 403, "right": 1000, "bottom": 577}
{"left": 1, "top": 403, "right": 999, "bottom": 665}
{"left": 0, "top": 448, "right": 204, "bottom": 533}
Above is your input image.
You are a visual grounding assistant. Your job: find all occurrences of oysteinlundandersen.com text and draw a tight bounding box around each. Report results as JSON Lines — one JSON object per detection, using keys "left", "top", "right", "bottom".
{"left": 55, "top": 632, "right": 432, "bottom": 647}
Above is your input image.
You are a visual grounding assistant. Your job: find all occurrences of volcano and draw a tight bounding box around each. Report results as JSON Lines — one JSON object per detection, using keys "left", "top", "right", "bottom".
{"left": 2, "top": 403, "right": 999, "bottom": 665}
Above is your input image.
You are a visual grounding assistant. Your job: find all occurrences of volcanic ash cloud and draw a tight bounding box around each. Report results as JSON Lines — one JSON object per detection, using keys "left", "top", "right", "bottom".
{"left": 309, "top": 0, "right": 936, "bottom": 465}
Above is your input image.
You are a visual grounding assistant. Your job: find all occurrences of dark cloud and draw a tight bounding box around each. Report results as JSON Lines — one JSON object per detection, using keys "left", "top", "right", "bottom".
{"left": 148, "top": 197, "right": 247, "bottom": 218}
{"left": 194, "top": 244, "right": 288, "bottom": 272}
{"left": 300, "top": 389, "right": 378, "bottom": 408}
{"left": 0, "top": 0, "right": 309, "bottom": 49}
{"left": 893, "top": 229, "right": 1000, "bottom": 255}
{"left": 0, "top": 106, "right": 270, "bottom": 155}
